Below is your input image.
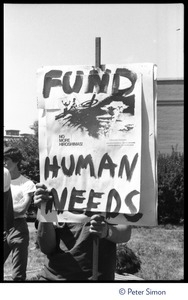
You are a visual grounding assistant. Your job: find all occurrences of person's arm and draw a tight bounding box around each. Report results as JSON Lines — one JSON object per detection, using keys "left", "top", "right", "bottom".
{"left": 4, "top": 189, "right": 14, "bottom": 234}
{"left": 33, "top": 183, "right": 57, "bottom": 255}
{"left": 105, "top": 223, "right": 131, "bottom": 243}
{"left": 13, "top": 192, "right": 33, "bottom": 217}
{"left": 33, "top": 183, "right": 52, "bottom": 207}
{"left": 89, "top": 214, "right": 131, "bottom": 243}
{"left": 37, "top": 222, "right": 56, "bottom": 255}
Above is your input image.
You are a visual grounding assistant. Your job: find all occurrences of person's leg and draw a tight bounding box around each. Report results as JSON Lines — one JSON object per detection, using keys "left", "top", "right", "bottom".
{"left": 34, "top": 219, "right": 39, "bottom": 248}
{"left": 9, "top": 219, "right": 29, "bottom": 281}
{"left": 4, "top": 232, "right": 12, "bottom": 263}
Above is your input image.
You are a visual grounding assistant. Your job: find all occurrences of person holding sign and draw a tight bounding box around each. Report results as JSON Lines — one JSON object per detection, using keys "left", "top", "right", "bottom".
{"left": 33, "top": 183, "right": 132, "bottom": 281}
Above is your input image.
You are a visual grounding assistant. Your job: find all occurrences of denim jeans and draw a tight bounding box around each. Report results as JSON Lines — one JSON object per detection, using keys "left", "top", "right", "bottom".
{"left": 4, "top": 218, "right": 29, "bottom": 281}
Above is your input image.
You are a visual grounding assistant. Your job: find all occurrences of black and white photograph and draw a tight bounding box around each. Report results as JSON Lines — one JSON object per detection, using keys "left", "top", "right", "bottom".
{"left": 3, "top": 3, "right": 184, "bottom": 298}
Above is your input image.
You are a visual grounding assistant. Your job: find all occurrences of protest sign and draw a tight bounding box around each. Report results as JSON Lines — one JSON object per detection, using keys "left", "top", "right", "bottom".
{"left": 37, "top": 63, "right": 157, "bottom": 226}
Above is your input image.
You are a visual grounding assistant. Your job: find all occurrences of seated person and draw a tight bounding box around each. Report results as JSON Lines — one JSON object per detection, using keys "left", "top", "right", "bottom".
{"left": 33, "top": 183, "right": 132, "bottom": 281}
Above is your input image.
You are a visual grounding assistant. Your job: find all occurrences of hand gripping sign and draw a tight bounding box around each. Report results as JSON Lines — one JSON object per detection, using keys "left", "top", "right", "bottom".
{"left": 37, "top": 63, "right": 157, "bottom": 226}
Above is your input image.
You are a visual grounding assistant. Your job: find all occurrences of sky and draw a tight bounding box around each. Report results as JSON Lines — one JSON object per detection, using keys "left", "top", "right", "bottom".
{"left": 4, "top": 3, "right": 184, "bottom": 134}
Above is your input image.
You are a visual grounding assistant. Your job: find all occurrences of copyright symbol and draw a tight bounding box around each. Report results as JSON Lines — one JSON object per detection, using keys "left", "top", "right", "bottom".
{"left": 119, "top": 288, "right": 126, "bottom": 295}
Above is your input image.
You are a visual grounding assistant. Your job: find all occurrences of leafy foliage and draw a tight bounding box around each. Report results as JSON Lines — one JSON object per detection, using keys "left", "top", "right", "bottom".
{"left": 157, "top": 146, "right": 184, "bottom": 224}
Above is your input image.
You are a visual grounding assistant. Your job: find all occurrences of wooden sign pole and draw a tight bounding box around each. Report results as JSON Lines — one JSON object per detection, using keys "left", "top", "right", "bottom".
{"left": 95, "top": 36, "right": 101, "bottom": 68}
{"left": 92, "top": 234, "right": 99, "bottom": 280}
{"left": 91, "top": 37, "right": 101, "bottom": 281}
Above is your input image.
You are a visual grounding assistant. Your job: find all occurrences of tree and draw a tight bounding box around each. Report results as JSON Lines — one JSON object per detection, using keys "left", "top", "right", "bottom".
{"left": 30, "top": 120, "right": 38, "bottom": 138}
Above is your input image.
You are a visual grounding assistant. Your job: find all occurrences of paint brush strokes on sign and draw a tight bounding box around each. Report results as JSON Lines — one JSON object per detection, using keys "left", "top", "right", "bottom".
{"left": 37, "top": 63, "right": 157, "bottom": 226}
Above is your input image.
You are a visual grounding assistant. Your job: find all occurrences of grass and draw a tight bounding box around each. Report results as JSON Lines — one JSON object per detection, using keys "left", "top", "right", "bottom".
{"left": 126, "top": 224, "right": 184, "bottom": 281}
{"left": 3, "top": 222, "right": 184, "bottom": 281}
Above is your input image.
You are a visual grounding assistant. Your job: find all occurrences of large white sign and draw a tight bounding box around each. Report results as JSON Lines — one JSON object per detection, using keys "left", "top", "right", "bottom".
{"left": 37, "top": 63, "right": 157, "bottom": 226}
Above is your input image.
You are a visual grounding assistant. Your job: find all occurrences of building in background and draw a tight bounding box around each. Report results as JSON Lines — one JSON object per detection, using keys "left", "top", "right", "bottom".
{"left": 4, "top": 129, "right": 33, "bottom": 143}
{"left": 157, "top": 78, "right": 183, "bottom": 154}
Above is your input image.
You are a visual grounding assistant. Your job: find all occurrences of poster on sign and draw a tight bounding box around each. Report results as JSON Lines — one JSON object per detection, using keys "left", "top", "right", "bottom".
{"left": 37, "top": 63, "right": 157, "bottom": 226}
